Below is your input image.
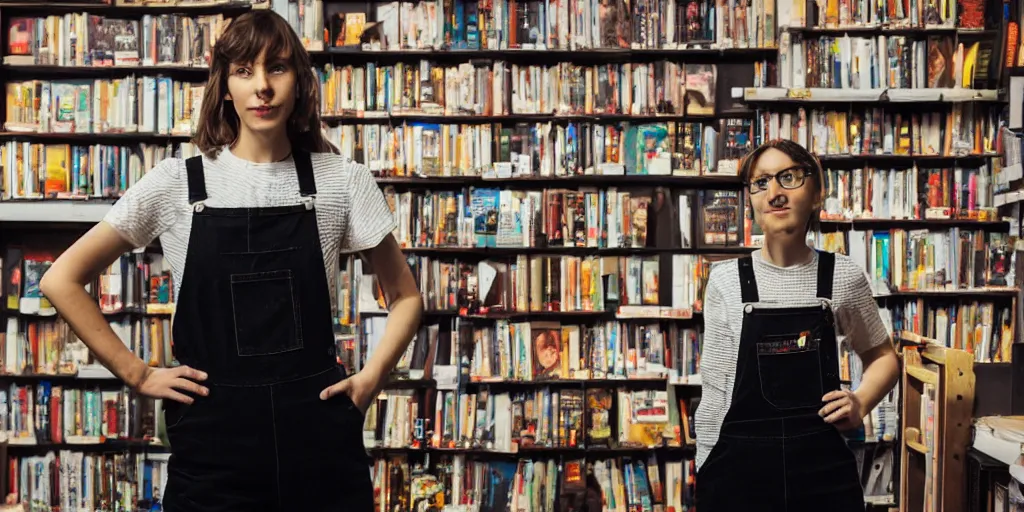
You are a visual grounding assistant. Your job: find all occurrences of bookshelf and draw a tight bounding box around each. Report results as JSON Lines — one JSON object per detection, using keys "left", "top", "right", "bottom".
{"left": 0, "top": 0, "right": 1017, "bottom": 511}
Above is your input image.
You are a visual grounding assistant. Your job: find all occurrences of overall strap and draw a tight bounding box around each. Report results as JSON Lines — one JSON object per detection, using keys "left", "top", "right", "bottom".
{"left": 185, "top": 155, "right": 207, "bottom": 204}
{"left": 816, "top": 250, "right": 835, "bottom": 300}
{"left": 293, "top": 150, "right": 317, "bottom": 197}
{"left": 737, "top": 256, "right": 760, "bottom": 303}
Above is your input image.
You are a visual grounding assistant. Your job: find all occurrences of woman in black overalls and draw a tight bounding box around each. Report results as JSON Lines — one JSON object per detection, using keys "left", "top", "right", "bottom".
{"left": 695, "top": 140, "right": 900, "bottom": 511}
{"left": 40, "top": 10, "right": 421, "bottom": 511}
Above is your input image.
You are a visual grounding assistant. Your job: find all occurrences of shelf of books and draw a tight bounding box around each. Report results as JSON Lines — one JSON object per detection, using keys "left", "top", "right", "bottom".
{"left": 0, "top": 0, "right": 1019, "bottom": 510}
{"left": 767, "top": 0, "right": 1019, "bottom": 510}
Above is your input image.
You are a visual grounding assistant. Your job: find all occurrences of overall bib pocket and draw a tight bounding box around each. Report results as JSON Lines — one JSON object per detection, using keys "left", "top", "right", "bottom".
{"left": 756, "top": 331, "right": 824, "bottom": 410}
{"left": 230, "top": 269, "right": 303, "bottom": 356}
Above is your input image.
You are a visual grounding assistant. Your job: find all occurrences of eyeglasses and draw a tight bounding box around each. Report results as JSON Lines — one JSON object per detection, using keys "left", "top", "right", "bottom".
{"left": 747, "top": 166, "right": 814, "bottom": 195}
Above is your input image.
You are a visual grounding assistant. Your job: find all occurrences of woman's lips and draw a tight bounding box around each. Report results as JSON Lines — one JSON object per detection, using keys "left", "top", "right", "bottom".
{"left": 250, "top": 105, "right": 276, "bottom": 118}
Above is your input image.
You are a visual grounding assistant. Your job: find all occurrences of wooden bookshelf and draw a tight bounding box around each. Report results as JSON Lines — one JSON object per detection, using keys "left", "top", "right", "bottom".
{"left": 900, "top": 330, "right": 977, "bottom": 512}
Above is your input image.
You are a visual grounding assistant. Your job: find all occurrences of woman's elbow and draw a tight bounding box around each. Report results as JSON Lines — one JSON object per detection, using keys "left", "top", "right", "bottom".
{"left": 40, "top": 264, "right": 80, "bottom": 304}
{"left": 41, "top": 222, "right": 132, "bottom": 300}
{"left": 39, "top": 269, "right": 62, "bottom": 300}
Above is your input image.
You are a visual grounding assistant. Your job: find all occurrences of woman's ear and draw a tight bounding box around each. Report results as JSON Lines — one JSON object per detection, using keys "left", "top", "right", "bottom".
{"left": 814, "top": 175, "right": 826, "bottom": 209}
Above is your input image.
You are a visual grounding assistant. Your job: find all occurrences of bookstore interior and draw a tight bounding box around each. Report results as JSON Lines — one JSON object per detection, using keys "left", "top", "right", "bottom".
{"left": 4, "top": 0, "right": 1024, "bottom": 510}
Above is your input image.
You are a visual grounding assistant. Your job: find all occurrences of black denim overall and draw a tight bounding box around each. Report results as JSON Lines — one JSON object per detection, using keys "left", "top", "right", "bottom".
{"left": 696, "top": 251, "right": 865, "bottom": 512}
{"left": 161, "top": 151, "right": 373, "bottom": 511}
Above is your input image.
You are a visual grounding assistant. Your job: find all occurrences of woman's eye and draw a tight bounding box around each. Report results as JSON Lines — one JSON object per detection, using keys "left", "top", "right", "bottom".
{"left": 755, "top": 178, "right": 769, "bottom": 189}
{"left": 779, "top": 172, "right": 797, "bottom": 184}
{"left": 234, "top": 68, "right": 251, "bottom": 77}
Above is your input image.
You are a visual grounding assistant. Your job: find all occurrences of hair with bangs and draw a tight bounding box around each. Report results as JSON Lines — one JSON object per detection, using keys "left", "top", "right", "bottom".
{"left": 738, "top": 139, "right": 825, "bottom": 234}
{"left": 192, "top": 10, "right": 334, "bottom": 158}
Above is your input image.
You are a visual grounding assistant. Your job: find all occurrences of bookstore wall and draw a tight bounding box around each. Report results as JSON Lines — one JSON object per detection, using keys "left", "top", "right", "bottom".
{"left": 0, "top": 0, "right": 1019, "bottom": 510}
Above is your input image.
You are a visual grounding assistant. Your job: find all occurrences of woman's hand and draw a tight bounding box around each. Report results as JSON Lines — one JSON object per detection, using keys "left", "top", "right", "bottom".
{"left": 820, "top": 389, "right": 864, "bottom": 431}
{"left": 134, "top": 365, "right": 210, "bottom": 404}
{"left": 319, "top": 371, "right": 380, "bottom": 414}
{"left": 315, "top": 234, "right": 420, "bottom": 414}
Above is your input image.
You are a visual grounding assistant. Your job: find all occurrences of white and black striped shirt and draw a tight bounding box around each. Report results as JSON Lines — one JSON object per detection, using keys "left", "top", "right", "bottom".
{"left": 103, "top": 146, "right": 397, "bottom": 315}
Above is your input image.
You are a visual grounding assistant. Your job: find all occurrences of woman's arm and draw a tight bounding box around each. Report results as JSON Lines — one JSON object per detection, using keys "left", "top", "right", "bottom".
{"left": 821, "top": 265, "right": 900, "bottom": 430}
{"left": 821, "top": 341, "right": 899, "bottom": 430}
{"left": 319, "top": 159, "right": 420, "bottom": 408}
{"left": 694, "top": 264, "right": 733, "bottom": 465}
{"left": 40, "top": 223, "right": 150, "bottom": 387}
{"left": 320, "top": 234, "right": 422, "bottom": 407}
{"left": 40, "top": 160, "right": 208, "bottom": 403}
{"left": 355, "top": 234, "right": 422, "bottom": 383}
{"left": 852, "top": 342, "right": 900, "bottom": 414}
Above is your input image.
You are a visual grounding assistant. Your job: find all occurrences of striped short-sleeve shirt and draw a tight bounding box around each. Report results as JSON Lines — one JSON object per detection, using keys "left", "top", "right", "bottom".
{"left": 103, "top": 146, "right": 397, "bottom": 315}
{"left": 694, "top": 250, "right": 891, "bottom": 470}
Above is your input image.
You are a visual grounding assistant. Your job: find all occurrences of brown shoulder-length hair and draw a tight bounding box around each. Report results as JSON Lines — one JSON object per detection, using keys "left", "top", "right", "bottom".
{"left": 192, "top": 10, "right": 335, "bottom": 158}
{"left": 738, "top": 139, "right": 825, "bottom": 233}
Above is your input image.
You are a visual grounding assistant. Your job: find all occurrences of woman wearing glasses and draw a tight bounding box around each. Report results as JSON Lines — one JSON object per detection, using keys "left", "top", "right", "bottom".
{"left": 694, "top": 139, "right": 900, "bottom": 511}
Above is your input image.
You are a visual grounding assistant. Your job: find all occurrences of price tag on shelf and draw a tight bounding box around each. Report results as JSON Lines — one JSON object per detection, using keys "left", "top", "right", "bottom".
{"left": 787, "top": 88, "right": 811, "bottom": 99}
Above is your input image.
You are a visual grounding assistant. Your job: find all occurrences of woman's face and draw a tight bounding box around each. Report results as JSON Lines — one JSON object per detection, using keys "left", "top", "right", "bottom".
{"left": 748, "top": 148, "right": 821, "bottom": 237}
{"left": 224, "top": 49, "right": 297, "bottom": 141}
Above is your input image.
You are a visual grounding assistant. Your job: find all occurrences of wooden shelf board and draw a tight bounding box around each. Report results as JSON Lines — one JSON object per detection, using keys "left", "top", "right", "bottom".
{"left": 907, "top": 365, "right": 939, "bottom": 385}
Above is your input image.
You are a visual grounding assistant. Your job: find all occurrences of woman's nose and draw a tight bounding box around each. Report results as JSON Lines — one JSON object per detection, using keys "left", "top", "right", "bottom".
{"left": 254, "top": 72, "right": 272, "bottom": 96}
